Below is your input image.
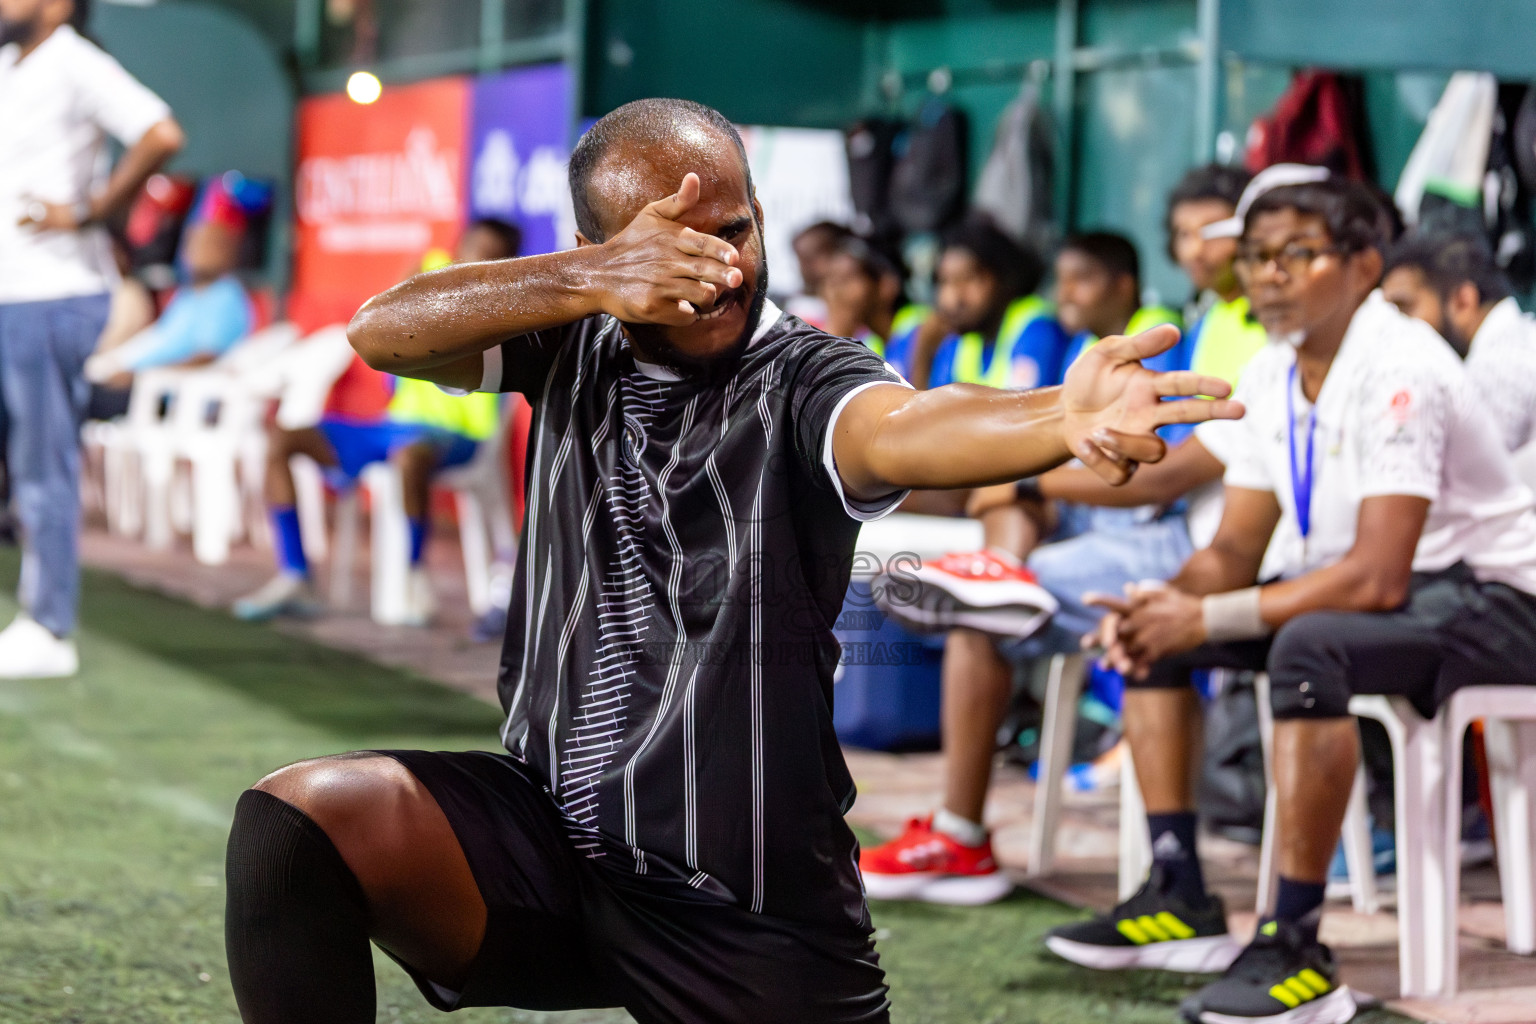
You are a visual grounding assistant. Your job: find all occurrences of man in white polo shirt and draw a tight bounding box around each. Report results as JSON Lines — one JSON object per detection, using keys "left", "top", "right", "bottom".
{"left": 0, "top": 0, "right": 182, "bottom": 677}
{"left": 1381, "top": 232, "right": 1536, "bottom": 456}
{"left": 1043, "top": 178, "right": 1536, "bottom": 1024}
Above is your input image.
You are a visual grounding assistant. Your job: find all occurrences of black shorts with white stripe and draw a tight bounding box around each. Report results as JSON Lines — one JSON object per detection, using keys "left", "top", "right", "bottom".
{"left": 377, "top": 749, "right": 891, "bottom": 1024}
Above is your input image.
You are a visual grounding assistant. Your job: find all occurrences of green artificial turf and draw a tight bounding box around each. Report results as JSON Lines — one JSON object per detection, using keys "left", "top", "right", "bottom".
{"left": 0, "top": 550, "right": 1412, "bottom": 1024}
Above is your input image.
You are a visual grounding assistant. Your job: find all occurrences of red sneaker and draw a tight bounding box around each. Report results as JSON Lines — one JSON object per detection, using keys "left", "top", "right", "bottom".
{"left": 859, "top": 817, "right": 1013, "bottom": 905}
{"left": 876, "top": 549, "right": 1058, "bottom": 638}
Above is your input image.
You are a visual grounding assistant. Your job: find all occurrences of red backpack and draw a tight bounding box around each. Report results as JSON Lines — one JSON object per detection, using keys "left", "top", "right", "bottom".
{"left": 1246, "top": 71, "right": 1371, "bottom": 180}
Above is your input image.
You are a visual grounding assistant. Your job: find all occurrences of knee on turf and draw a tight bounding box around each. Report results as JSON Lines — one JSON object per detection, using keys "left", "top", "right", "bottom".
{"left": 1266, "top": 614, "right": 1354, "bottom": 720}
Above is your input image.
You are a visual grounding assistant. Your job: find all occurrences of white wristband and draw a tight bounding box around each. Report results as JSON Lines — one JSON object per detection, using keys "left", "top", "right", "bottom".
{"left": 1201, "top": 587, "right": 1269, "bottom": 643}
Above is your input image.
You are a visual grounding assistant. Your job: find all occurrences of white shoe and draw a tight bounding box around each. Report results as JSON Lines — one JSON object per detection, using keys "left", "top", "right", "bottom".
{"left": 232, "top": 572, "right": 322, "bottom": 622}
{"left": 401, "top": 568, "right": 437, "bottom": 627}
{"left": 0, "top": 615, "right": 79, "bottom": 679}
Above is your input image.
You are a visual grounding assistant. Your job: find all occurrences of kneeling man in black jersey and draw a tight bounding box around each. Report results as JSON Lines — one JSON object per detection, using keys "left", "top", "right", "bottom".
{"left": 223, "top": 99, "right": 1240, "bottom": 1024}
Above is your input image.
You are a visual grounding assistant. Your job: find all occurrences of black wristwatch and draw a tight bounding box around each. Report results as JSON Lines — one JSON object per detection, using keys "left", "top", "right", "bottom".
{"left": 1013, "top": 478, "right": 1044, "bottom": 503}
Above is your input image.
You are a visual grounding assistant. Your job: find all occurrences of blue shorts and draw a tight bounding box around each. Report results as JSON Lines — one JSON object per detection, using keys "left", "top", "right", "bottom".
{"left": 318, "top": 416, "right": 478, "bottom": 483}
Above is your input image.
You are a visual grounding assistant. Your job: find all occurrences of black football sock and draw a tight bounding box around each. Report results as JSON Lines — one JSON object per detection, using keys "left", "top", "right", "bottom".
{"left": 1271, "top": 876, "right": 1326, "bottom": 943}
{"left": 1146, "top": 811, "right": 1208, "bottom": 904}
{"left": 225, "top": 789, "right": 377, "bottom": 1024}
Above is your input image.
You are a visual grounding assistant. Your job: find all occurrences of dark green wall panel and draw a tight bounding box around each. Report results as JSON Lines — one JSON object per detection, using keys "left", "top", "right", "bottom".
{"left": 1079, "top": 0, "right": 1195, "bottom": 49}
{"left": 583, "top": 0, "right": 869, "bottom": 126}
{"left": 1074, "top": 63, "right": 1200, "bottom": 306}
{"left": 1221, "top": 0, "right": 1536, "bottom": 79}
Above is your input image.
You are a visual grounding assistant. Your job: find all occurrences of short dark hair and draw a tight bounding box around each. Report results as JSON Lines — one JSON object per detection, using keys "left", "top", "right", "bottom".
{"left": 567, "top": 98, "right": 753, "bottom": 243}
{"left": 837, "top": 235, "right": 904, "bottom": 284}
{"left": 795, "top": 221, "right": 853, "bottom": 248}
{"left": 466, "top": 217, "right": 522, "bottom": 260}
{"left": 940, "top": 215, "right": 1045, "bottom": 299}
{"left": 1060, "top": 231, "right": 1140, "bottom": 289}
{"left": 1164, "top": 163, "right": 1251, "bottom": 258}
{"left": 70, "top": 0, "right": 92, "bottom": 32}
{"left": 1244, "top": 178, "right": 1394, "bottom": 257}
{"left": 1384, "top": 233, "right": 1513, "bottom": 306}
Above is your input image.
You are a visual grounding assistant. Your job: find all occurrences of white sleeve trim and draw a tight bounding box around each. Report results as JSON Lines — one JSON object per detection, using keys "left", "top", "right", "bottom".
{"left": 433, "top": 345, "right": 503, "bottom": 397}
{"left": 822, "top": 379, "right": 913, "bottom": 522}
{"left": 478, "top": 344, "right": 504, "bottom": 393}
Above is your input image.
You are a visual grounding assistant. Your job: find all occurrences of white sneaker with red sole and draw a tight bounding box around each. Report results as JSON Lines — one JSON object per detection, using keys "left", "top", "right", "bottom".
{"left": 859, "top": 816, "right": 1013, "bottom": 905}
{"left": 875, "top": 549, "right": 1059, "bottom": 638}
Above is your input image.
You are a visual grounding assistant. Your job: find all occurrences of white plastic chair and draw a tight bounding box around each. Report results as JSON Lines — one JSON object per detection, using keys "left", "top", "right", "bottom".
{"left": 1253, "top": 680, "right": 1463, "bottom": 998}
{"left": 85, "top": 323, "right": 301, "bottom": 554}
{"left": 1026, "top": 652, "right": 1086, "bottom": 879}
{"left": 88, "top": 368, "right": 186, "bottom": 539}
{"left": 1438, "top": 686, "right": 1536, "bottom": 996}
{"left": 354, "top": 400, "right": 521, "bottom": 624}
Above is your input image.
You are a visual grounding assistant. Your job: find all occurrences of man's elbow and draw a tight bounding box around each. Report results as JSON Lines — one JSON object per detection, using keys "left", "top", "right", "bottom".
{"left": 346, "top": 304, "right": 392, "bottom": 371}
{"left": 147, "top": 119, "right": 186, "bottom": 161}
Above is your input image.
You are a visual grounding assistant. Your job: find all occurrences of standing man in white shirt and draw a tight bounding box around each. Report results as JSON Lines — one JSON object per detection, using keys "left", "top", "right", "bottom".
{"left": 1381, "top": 233, "right": 1536, "bottom": 455}
{"left": 0, "top": 0, "right": 183, "bottom": 677}
{"left": 1043, "top": 178, "right": 1536, "bottom": 1024}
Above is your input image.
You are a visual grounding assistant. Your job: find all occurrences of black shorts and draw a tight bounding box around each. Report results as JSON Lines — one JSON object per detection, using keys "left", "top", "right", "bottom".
{"left": 375, "top": 749, "right": 889, "bottom": 1024}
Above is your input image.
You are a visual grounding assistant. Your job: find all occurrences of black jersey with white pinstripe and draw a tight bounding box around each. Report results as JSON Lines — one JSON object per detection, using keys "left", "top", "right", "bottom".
{"left": 487, "top": 302, "right": 908, "bottom": 928}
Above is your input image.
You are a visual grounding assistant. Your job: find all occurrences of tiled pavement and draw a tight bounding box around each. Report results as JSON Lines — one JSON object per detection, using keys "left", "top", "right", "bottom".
{"left": 73, "top": 523, "right": 1536, "bottom": 1023}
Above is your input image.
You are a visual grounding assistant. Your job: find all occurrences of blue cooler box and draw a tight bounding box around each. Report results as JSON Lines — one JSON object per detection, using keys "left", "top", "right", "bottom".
{"left": 832, "top": 580, "right": 944, "bottom": 751}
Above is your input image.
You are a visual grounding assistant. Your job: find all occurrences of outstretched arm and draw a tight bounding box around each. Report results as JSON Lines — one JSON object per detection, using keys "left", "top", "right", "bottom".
{"left": 832, "top": 324, "right": 1244, "bottom": 499}
{"left": 347, "top": 173, "right": 742, "bottom": 390}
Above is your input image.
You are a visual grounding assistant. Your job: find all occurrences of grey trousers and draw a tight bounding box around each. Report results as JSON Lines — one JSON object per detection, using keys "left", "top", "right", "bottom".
{"left": 0, "top": 294, "right": 112, "bottom": 636}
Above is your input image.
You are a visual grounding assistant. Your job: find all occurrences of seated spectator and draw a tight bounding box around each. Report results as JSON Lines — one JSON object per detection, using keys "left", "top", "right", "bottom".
{"left": 820, "top": 234, "right": 928, "bottom": 381}
{"left": 784, "top": 219, "right": 852, "bottom": 327}
{"left": 231, "top": 218, "right": 521, "bottom": 625}
{"left": 921, "top": 216, "right": 1066, "bottom": 392}
{"left": 861, "top": 230, "right": 1189, "bottom": 904}
{"left": 1056, "top": 231, "right": 1182, "bottom": 368}
{"left": 1167, "top": 164, "right": 1267, "bottom": 386}
{"left": 1046, "top": 178, "right": 1536, "bottom": 1024}
{"left": 1382, "top": 232, "right": 1536, "bottom": 454}
{"left": 83, "top": 217, "right": 251, "bottom": 383}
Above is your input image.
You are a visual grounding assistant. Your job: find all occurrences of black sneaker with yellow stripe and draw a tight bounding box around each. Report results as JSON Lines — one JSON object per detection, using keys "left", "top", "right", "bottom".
{"left": 1181, "top": 916, "right": 1356, "bottom": 1024}
{"left": 1044, "top": 865, "right": 1240, "bottom": 973}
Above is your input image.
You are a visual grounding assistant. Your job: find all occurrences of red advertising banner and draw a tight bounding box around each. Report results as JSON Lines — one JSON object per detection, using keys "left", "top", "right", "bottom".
{"left": 290, "top": 77, "right": 471, "bottom": 333}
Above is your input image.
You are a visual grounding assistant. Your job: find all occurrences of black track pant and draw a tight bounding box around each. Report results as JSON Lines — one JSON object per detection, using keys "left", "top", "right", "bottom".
{"left": 1130, "top": 563, "right": 1536, "bottom": 720}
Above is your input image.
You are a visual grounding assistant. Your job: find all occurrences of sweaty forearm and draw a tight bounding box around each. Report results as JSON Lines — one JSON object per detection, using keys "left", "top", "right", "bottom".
{"left": 1256, "top": 556, "right": 1410, "bottom": 625}
{"left": 863, "top": 384, "right": 1071, "bottom": 490}
{"left": 349, "top": 249, "right": 605, "bottom": 374}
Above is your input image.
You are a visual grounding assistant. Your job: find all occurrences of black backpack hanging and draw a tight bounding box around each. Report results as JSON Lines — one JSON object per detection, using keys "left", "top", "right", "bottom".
{"left": 889, "top": 99, "right": 968, "bottom": 235}
{"left": 845, "top": 117, "right": 904, "bottom": 242}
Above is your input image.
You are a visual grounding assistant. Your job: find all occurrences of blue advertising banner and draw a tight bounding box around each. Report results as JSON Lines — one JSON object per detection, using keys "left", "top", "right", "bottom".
{"left": 469, "top": 64, "right": 575, "bottom": 257}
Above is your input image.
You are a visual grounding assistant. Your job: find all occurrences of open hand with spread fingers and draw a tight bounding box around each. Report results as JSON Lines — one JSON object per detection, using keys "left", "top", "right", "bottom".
{"left": 1061, "top": 323, "right": 1244, "bottom": 484}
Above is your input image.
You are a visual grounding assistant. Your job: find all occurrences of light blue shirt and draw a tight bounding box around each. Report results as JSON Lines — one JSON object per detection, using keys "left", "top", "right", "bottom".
{"left": 117, "top": 275, "right": 251, "bottom": 371}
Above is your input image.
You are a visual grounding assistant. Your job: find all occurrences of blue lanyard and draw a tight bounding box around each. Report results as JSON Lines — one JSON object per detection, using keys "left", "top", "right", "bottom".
{"left": 1286, "top": 363, "right": 1318, "bottom": 539}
